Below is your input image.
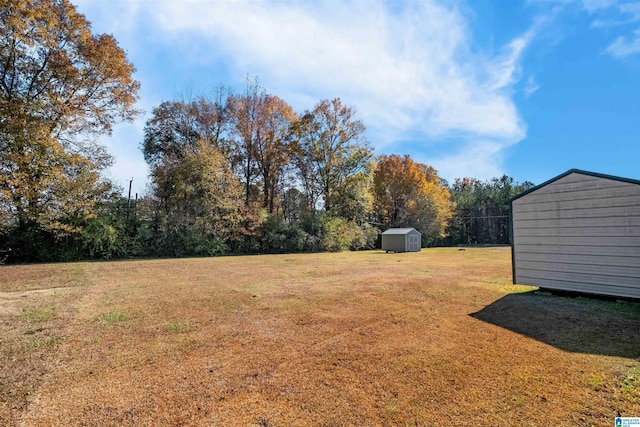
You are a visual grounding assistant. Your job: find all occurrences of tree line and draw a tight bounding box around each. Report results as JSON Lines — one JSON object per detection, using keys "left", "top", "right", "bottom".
{"left": 0, "top": 0, "right": 533, "bottom": 263}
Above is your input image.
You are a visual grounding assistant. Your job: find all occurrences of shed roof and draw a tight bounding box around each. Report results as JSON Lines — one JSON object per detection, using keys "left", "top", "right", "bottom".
{"left": 509, "top": 168, "right": 640, "bottom": 203}
{"left": 381, "top": 228, "right": 421, "bottom": 235}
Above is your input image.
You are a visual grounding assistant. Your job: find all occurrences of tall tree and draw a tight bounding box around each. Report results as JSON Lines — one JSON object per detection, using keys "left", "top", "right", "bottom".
{"left": 0, "top": 0, "right": 139, "bottom": 259}
{"left": 253, "top": 94, "right": 297, "bottom": 213}
{"left": 149, "top": 140, "right": 244, "bottom": 256}
{"left": 142, "top": 101, "right": 201, "bottom": 167}
{"left": 292, "top": 98, "right": 373, "bottom": 219}
{"left": 227, "top": 76, "right": 263, "bottom": 206}
{"left": 0, "top": 0, "right": 139, "bottom": 139}
{"left": 448, "top": 175, "right": 534, "bottom": 244}
{"left": 142, "top": 89, "right": 229, "bottom": 168}
{"left": 373, "top": 155, "right": 453, "bottom": 243}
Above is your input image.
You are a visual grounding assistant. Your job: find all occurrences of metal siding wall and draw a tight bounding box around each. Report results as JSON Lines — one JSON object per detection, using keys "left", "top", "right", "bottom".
{"left": 382, "top": 234, "right": 406, "bottom": 252}
{"left": 407, "top": 231, "right": 421, "bottom": 252}
{"left": 512, "top": 173, "right": 640, "bottom": 298}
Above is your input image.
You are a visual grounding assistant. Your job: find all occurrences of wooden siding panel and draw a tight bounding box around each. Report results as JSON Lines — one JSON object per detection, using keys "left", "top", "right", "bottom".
{"left": 530, "top": 174, "right": 626, "bottom": 196}
{"left": 382, "top": 234, "right": 406, "bottom": 252}
{"left": 512, "top": 194, "right": 640, "bottom": 214}
{"left": 542, "top": 173, "right": 599, "bottom": 185}
{"left": 514, "top": 216, "right": 640, "bottom": 229}
{"left": 516, "top": 268, "right": 639, "bottom": 287}
{"left": 513, "top": 235, "right": 639, "bottom": 247}
{"left": 514, "top": 186, "right": 639, "bottom": 206}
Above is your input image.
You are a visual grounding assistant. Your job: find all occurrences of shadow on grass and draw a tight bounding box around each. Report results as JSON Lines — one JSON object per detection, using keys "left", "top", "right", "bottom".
{"left": 471, "top": 291, "right": 640, "bottom": 358}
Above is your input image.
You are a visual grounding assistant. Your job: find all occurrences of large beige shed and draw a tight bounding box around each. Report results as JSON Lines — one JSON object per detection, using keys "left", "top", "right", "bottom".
{"left": 510, "top": 169, "right": 640, "bottom": 299}
{"left": 381, "top": 228, "right": 421, "bottom": 252}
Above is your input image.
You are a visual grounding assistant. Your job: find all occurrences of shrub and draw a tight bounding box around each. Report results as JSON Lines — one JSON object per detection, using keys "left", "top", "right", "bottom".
{"left": 260, "top": 215, "right": 307, "bottom": 253}
{"left": 319, "top": 217, "right": 378, "bottom": 252}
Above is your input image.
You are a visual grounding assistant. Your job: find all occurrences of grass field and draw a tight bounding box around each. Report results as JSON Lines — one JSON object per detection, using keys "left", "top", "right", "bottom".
{"left": 1, "top": 247, "right": 639, "bottom": 426}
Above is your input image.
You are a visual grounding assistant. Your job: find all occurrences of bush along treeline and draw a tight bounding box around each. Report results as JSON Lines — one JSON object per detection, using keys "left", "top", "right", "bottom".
{"left": 122, "top": 79, "right": 458, "bottom": 259}
{"left": 0, "top": 1, "right": 533, "bottom": 263}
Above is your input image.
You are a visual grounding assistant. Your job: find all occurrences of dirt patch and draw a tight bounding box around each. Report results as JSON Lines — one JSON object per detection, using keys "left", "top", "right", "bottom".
{"left": 0, "top": 288, "right": 73, "bottom": 316}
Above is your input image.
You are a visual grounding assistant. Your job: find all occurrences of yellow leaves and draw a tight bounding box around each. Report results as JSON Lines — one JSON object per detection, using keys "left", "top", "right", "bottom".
{"left": 150, "top": 140, "right": 245, "bottom": 241}
{"left": 0, "top": 0, "right": 137, "bottom": 243}
{"left": 0, "top": 0, "right": 139, "bottom": 138}
{"left": 49, "top": 220, "right": 83, "bottom": 236}
{"left": 373, "top": 155, "right": 453, "bottom": 240}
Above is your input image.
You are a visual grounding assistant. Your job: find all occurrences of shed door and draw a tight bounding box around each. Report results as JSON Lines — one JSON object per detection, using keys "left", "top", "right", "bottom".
{"left": 408, "top": 235, "right": 420, "bottom": 251}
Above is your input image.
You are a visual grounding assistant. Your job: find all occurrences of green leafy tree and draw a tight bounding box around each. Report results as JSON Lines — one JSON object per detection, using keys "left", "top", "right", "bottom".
{"left": 292, "top": 98, "right": 373, "bottom": 220}
{"left": 149, "top": 140, "right": 244, "bottom": 256}
{"left": 142, "top": 89, "right": 229, "bottom": 168}
{"left": 447, "top": 175, "right": 534, "bottom": 245}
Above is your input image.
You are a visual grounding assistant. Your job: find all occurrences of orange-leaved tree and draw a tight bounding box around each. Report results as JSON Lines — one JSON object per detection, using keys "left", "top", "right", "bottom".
{"left": 252, "top": 94, "right": 297, "bottom": 213}
{"left": 373, "top": 154, "right": 453, "bottom": 244}
{"left": 0, "top": 0, "right": 139, "bottom": 257}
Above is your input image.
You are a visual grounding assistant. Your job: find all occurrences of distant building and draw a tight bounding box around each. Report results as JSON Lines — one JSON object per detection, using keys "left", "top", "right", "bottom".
{"left": 381, "top": 228, "right": 421, "bottom": 253}
{"left": 510, "top": 169, "right": 640, "bottom": 299}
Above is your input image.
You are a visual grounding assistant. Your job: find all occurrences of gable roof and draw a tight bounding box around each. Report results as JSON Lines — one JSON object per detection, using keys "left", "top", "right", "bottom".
{"left": 381, "top": 228, "right": 420, "bottom": 235}
{"left": 509, "top": 168, "right": 640, "bottom": 203}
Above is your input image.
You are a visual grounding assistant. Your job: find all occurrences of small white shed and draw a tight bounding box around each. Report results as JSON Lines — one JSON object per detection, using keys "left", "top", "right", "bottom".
{"left": 510, "top": 169, "right": 640, "bottom": 299}
{"left": 381, "top": 228, "right": 422, "bottom": 253}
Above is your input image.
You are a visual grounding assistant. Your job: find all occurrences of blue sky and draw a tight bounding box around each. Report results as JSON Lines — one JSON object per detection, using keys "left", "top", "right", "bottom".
{"left": 74, "top": 0, "right": 640, "bottom": 196}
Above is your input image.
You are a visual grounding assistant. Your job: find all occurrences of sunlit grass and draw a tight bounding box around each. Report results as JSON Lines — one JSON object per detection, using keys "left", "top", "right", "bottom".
{"left": 21, "top": 309, "right": 53, "bottom": 322}
{"left": 166, "top": 320, "right": 191, "bottom": 333}
{"left": 1, "top": 247, "right": 638, "bottom": 426}
{"left": 96, "top": 312, "right": 127, "bottom": 323}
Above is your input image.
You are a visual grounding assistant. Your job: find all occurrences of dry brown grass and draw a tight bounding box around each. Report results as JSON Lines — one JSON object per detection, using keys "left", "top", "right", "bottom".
{"left": 1, "top": 248, "right": 638, "bottom": 426}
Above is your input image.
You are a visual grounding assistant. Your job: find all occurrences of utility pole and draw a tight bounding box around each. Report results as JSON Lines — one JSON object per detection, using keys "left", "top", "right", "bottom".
{"left": 127, "top": 178, "right": 133, "bottom": 208}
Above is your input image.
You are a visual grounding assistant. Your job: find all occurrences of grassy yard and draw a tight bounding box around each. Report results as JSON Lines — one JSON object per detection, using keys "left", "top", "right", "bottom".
{"left": 1, "top": 248, "right": 639, "bottom": 426}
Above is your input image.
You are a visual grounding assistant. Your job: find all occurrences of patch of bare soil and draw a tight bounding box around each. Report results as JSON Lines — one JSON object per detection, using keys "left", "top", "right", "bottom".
{"left": 0, "top": 288, "right": 73, "bottom": 316}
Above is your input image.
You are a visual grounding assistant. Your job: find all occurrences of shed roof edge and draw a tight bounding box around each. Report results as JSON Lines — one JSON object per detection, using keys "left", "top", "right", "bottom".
{"left": 508, "top": 169, "right": 640, "bottom": 203}
{"left": 381, "top": 227, "right": 421, "bottom": 235}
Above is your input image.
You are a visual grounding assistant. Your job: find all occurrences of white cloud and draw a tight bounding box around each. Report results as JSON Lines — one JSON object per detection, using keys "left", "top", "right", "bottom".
{"left": 600, "top": 2, "right": 640, "bottom": 58}
{"left": 591, "top": 18, "right": 626, "bottom": 28}
{"left": 606, "top": 28, "right": 640, "bottom": 57}
{"left": 75, "top": 0, "right": 537, "bottom": 184}
{"left": 581, "top": 0, "right": 617, "bottom": 13}
{"left": 618, "top": 2, "right": 640, "bottom": 20}
{"left": 427, "top": 140, "right": 509, "bottom": 182}
{"left": 159, "top": 1, "right": 527, "bottom": 139}
{"left": 565, "top": 0, "right": 640, "bottom": 58}
{"left": 524, "top": 76, "right": 541, "bottom": 97}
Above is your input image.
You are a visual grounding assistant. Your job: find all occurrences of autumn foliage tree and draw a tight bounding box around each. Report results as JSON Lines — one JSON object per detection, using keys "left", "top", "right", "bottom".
{"left": 292, "top": 98, "right": 373, "bottom": 220}
{"left": 252, "top": 94, "right": 297, "bottom": 213}
{"left": 0, "top": 0, "right": 139, "bottom": 260}
{"left": 373, "top": 155, "right": 453, "bottom": 244}
{"left": 148, "top": 140, "right": 244, "bottom": 256}
{"left": 143, "top": 90, "right": 229, "bottom": 168}
{"left": 0, "top": 2, "right": 535, "bottom": 262}
{"left": 227, "top": 77, "right": 263, "bottom": 207}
